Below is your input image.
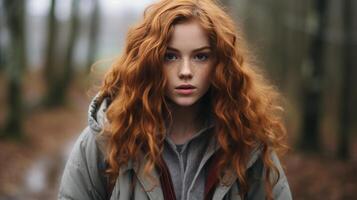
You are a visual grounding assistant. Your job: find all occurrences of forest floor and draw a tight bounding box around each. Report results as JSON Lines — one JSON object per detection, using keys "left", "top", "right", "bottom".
{"left": 0, "top": 80, "right": 356, "bottom": 200}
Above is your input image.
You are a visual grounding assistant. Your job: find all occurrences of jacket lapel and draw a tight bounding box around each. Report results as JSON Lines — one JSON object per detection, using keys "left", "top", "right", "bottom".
{"left": 132, "top": 154, "right": 165, "bottom": 200}
{"left": 212, "top": 146, "right": 262, "bottom": 200}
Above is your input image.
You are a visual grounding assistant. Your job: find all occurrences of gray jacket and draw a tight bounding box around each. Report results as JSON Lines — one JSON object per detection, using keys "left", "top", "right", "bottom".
{"left": 58, "top": 95, "right": 292, "bottom": 200}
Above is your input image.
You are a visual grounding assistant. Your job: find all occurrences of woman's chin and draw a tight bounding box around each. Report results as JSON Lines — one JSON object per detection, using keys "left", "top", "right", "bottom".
{"left": 166, "top": 97, "right": 196, "bottom": 107}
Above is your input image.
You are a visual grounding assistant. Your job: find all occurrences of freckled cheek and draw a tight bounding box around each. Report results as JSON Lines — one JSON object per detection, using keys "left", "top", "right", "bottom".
{"left": 197, "top": 73, "right": 212, "bottom": 90}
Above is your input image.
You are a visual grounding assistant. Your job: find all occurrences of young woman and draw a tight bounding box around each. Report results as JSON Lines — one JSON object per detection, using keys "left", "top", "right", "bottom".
{"left": 59, "top": 0, "right": 292, "bottom": 199}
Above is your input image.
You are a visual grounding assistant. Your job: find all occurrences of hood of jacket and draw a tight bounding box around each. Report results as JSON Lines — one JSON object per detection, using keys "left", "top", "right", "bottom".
{"left": 88, "top": 93, "right": 109, "bottom": 133}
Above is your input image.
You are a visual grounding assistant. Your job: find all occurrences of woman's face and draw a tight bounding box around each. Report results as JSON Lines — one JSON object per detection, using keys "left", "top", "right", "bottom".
{"left": 163, "top": 20, "right": 214, "bottom": 107}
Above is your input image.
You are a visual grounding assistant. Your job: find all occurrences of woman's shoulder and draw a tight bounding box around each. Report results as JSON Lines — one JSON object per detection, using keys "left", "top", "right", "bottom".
{"left": 71, "top": 126, "right": 106, "bottom": 158}
{"left": 59, "top": 127, "right": 109, "bottom": 199}
{"left": 62, "top": 93, "right": 110, "bottom": 181}
{"left": 59, "top": 95, "right": 110, "bottom": 199}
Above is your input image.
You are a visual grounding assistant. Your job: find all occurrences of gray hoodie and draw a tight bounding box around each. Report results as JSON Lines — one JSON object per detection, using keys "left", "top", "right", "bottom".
{"left": 58, "top": 94, "right": 292, "bottom": 200}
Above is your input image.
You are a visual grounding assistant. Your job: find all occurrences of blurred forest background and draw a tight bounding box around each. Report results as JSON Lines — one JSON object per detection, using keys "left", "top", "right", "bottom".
{"left": 0, "top": 0, "right": 356, "bottom": 199}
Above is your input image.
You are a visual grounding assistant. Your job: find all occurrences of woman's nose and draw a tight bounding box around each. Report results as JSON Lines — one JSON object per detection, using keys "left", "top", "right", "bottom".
{"left": 178, "top": 58, "right": 193, "bottom": 79}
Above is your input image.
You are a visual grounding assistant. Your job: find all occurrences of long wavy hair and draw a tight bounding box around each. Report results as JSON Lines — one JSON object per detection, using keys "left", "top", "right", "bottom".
{"left": 98, "top": 0, "right": 288, "bottom": 199}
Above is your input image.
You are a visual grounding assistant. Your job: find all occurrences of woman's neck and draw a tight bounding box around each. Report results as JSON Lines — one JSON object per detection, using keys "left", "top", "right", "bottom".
{"left": 166, "top": 101, "right": 204, "bottom": 144}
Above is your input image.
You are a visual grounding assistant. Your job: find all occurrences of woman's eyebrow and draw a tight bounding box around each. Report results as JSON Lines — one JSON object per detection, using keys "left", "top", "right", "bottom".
{"left": 166, "top": 46, "right": 211, "bottom": 52}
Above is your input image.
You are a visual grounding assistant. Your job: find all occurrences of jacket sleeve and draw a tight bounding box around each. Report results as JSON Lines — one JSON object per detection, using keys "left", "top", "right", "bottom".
{"left": 58, "top": 127, "right": 109, "bottom": 200}
{"left": 271, "top": 152, "right": 292, "bottom": 200}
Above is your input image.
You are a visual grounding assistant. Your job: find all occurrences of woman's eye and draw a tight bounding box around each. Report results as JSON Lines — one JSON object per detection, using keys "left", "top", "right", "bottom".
{"left": 194, "top": 53, "right": 209, "bottom": 61}
{"left": 164, "top": 53, "right": 177, "bottom": 61}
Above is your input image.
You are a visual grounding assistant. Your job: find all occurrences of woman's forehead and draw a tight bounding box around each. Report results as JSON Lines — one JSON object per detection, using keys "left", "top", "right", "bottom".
{"left": 167, "top": 20, "right": 210, "bottom": 51}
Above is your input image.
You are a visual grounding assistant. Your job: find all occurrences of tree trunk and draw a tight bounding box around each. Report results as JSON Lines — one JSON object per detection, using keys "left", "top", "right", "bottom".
{"left": 43, "top": 0, "right": 59, "bottom": 106}
{"left": 55, "top": 0, "right": 80, "bottom": 104}
{"left": 337, "top": 0, "right": 356, "bottom": 160}
{"left": 2, "top": 0, "right": 27, "bottom": 139}
{"left": 0, "top": 15, "right": 5, "bottom": 73}
{"left": 299, "top": 0, "right": 328, "bottom": 152}
{"left": 86, "top": 0, "right": 100, "bottom": 73}
{"left": 44, "top": 0, "right": 80, "bottom": 106}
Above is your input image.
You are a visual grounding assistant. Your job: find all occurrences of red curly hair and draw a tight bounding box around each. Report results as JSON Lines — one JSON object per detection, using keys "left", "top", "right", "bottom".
{"left": 98, "top": 0, "right": 288, "bottom": 199}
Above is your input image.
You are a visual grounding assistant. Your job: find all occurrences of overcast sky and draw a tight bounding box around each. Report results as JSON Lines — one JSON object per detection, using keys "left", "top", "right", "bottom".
{"left": 27, "top": 0, "right": 155, "bottom": 19}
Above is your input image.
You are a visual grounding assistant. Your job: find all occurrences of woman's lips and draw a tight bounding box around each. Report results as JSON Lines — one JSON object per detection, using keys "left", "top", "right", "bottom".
{"left": 175, "top": 84, "right": 196, "bottom": 95}
{"left": 175, "top": 88, "right": 196, "bottom": 95}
